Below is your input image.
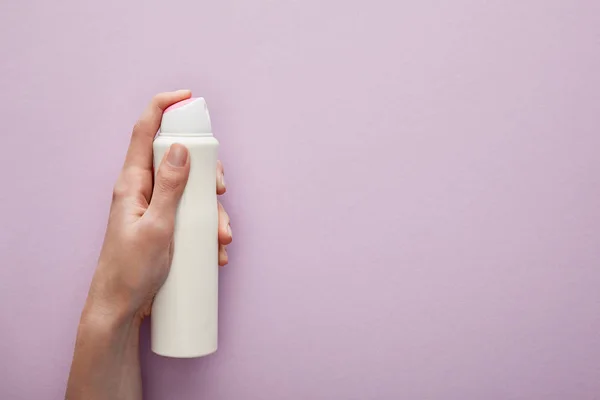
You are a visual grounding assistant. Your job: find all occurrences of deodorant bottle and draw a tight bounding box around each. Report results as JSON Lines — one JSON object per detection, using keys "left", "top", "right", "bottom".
{"left": 151, "top": 97, "right": 219, "bottom": 358}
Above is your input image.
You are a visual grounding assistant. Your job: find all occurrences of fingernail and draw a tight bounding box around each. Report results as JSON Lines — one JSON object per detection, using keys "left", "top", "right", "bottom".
{"left": 221, "top": 173, "right": 226, "bottom": 188}
{"left": 167, "top": 144, "right": 188, "bottom": 167}
{"left": 227, "top": 224, "right": 232, "bottom": 238}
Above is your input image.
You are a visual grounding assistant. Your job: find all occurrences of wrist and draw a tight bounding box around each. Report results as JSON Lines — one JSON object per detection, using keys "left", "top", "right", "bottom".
{"left": 67, "top": 288, "right": 143, "bottom": 400}
{"left": 86, "top": 262, "right": 148, "bottom": 327}
{"left": 81, "top": 291, "right": 142, "bottom": 337}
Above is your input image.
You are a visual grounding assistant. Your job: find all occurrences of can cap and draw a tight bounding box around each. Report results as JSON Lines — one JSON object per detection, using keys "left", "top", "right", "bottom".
{"left": 160, "top": 97, "right": 212, "bottom": 135}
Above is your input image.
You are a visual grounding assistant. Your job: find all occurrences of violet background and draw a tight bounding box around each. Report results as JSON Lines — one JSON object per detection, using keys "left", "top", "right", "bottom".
{"left": 1, "top": 1, "right": 599, "bottom": 399}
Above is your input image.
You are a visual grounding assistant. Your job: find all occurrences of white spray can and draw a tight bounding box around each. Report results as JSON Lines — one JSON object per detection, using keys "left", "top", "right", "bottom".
{"left": 151, "top": 97, "right": 219, "bottom": 358}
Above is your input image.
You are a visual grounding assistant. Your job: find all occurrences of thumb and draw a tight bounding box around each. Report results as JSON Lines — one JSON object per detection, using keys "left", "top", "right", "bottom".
{"left": 147, "top": 143, "right": 190, "bottom": 221}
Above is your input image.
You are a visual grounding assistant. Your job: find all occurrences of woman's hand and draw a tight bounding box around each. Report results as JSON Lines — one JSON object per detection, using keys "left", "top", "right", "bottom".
{"left": 66, "top": 90, "right": 231, "bottom": 400}
{"left": 87, "top": 90, "right": 232, "bottom": 323}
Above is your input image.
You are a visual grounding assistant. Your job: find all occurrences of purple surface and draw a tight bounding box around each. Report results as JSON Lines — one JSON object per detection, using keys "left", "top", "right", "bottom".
{"left": 1, "top": 1, "right": 600, "bottom": 399}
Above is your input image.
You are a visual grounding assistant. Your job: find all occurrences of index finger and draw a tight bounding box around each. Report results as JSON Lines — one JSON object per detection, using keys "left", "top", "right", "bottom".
{"left": 123, "top": 90, "right": 192, "bottom": 171}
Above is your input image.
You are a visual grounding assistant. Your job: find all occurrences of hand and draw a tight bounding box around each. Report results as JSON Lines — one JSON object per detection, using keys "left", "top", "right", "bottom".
{"left": 67, "top": 90, "right": 230, "bottom": 399}
{"left": 86, "top": 90, "right": 232, "bottom": 323}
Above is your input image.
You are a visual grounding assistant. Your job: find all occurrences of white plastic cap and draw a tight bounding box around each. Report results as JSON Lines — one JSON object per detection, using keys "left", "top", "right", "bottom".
{"left": 159, "top": 97, "right": 212, "bottom": 136}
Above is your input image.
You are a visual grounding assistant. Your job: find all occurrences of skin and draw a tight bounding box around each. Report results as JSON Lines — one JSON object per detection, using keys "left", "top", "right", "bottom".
{"left": 65, "top": 90, "right": 232, "bottom": 400}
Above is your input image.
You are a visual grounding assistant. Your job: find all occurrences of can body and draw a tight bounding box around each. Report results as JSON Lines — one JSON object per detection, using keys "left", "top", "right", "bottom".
{"left": 151, "top": 134, "right": 219, "bottom": 358}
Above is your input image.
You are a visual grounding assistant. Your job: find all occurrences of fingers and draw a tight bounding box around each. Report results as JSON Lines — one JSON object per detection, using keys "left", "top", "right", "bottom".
{"left": 144, "top": 144, "right": 190, "bottom": 229}
{"left": 216, "top": 160, "right": 226, "bottom": 195}
{"left": 218, "top": 200, "right": 231, "bottom": 267}
{"left": 217, "top": 163, "right": 231, "bottom": 267}
{"left": 219, "top": 244, "right": 228, "bottom": 266}
{"left": 218, "top": 201, "right": 232, "bottom": 245}
{"left": 124, "top": 90, "right": 191, "bottom": 172}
